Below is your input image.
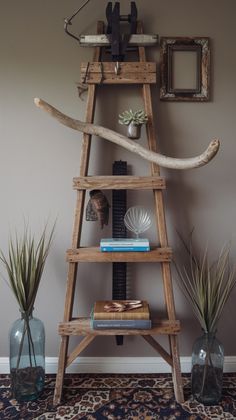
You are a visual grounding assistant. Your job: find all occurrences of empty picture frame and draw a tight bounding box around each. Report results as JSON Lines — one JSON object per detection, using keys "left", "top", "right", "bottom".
{"left": 160, "top": 37, "right": 210, "bottom": 101}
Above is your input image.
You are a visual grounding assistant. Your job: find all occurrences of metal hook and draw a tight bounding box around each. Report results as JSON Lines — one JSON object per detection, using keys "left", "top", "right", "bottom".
{"left": 100, "top": 62, "right": 105, "bottom": 84}
{"left": 64, "top": 0, "right": 91, "bottom": 42}
{"left": 114, "top": 61, "right": 120, "bottom": 75}
{"left": 82, "top": 62, "right": 90, "bottom": 84}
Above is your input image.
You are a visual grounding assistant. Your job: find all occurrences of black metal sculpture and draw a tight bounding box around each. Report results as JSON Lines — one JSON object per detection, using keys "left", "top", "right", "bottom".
{"left": 64, "top": 0, "right": 158, "bottom": 63}
{"left": 106, "top": 2, "right": 137, "bottom": 61}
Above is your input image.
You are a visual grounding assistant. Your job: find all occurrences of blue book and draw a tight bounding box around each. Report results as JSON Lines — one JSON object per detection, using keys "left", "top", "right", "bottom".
{"left": 101, "top": 246, "right": 150, "bottom": 252}
{"left": 91, "top": 319, "right": 152, "bottom": 329}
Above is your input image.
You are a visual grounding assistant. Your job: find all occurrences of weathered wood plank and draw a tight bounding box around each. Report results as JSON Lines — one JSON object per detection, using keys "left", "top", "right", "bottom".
{"left": 138, "top": 21, "right": 184, "bottom": 404}
{"left": 81, "top": 73, "right": 156, "bottom": 84}
{"left": 66, "top": 336, "right": 95, "bottom": 367}
{"left": 66, "top": 247, "right": 172, "bottom": 263}
{"left": 73, "top": 176, "right": 166, "bottom": 190}
{"left": 81, "top": 62, "right": 156, "bottom": 73}
{"left": 79, "top": 34, "right": 158, "bottom": 47}
{"left": 142, "top": 335, "right": 173, "bottom": 366}
{"left": 53, "top": 21, "right": 104, "bottom": 407}
{"left": 59, "top": 318, "right": 180, "bottom": 336}
{"left": 81, "top": 62, "right": 156, "bottom": 84}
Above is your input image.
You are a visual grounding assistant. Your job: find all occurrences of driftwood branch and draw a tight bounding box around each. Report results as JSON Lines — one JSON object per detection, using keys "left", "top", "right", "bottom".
{"left": 34, "top": 98, "right": 220, "bottom": 170}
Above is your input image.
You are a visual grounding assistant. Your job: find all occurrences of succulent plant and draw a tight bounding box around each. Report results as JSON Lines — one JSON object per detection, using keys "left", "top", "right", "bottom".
{"left": 119, "top": 109, "right": 148, "bottom": 126}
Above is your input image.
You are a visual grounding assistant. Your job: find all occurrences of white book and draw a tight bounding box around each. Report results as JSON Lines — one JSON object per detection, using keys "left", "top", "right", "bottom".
{"left": 100, "top": 238, "right": 149, "bottom": 247}
{"left": 91, "top": 319, "right": 152, "bottom": 329}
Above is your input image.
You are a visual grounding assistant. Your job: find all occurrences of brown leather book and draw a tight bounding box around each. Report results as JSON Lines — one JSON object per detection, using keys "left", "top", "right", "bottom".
{"left": 93, "top": 300, "right": 150, "bottom": 320}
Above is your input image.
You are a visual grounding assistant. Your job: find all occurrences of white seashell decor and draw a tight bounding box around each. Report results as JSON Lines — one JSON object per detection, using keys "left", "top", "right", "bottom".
{"left": 124, "top": 206, "right": 152, "bottom": 238}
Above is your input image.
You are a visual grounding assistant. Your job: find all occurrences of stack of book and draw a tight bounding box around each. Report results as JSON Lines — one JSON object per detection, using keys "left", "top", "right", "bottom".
{"left": 91, "top": 300, "right": 152, "bottom": 329}
{"left": 100, "top": 238, "right": 150, "bottom": 252}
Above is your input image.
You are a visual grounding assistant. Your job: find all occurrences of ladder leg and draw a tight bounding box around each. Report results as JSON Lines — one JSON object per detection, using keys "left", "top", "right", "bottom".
{"left": 155, "top": 187, "right": 184, "bottom": 403}
{"left": 158, "top": 202, "right": 184, "bottom": 402}
{"left": 53, "top": 23, "right": 103, "bottom": 405}
{"left": 138, "top": 26, "right": 184, "bottom": 402}
{"left": 53, "top": 262, "right": 79, "bottom": 405}
{"left": 162, "top": 263, "right": 184, "bottom": 403}
{"left": 54, "top": 336, "right": 69, "bottom": 405}
{"left": 169, "top": 334, "right": 184, "bottom": 403}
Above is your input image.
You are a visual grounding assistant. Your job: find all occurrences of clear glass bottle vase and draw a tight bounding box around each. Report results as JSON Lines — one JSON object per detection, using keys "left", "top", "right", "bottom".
{"left": 191, "top": 331, "right": 224, "bottom": 405}
{"left": 9, "top": 311, "right": 45, "bottom": 401}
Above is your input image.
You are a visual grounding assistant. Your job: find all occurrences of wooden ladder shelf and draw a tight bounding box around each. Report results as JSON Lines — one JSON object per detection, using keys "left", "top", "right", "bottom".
{"left": 53, "top": 21, "right": 184, "bottom": 405}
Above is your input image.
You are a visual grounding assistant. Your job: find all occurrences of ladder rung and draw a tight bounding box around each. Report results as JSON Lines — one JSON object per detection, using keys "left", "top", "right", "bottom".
{"left": 66, "top": 247, "right": 172, "bottom": 263}
{"left": 73, "top": 176, "right": 166, "bottom": 190}
{"left": 81, "top": 62, "right": 156, "bottom": 84}
{"left": 59, "top": 317, "right": 180, "bottom": 336}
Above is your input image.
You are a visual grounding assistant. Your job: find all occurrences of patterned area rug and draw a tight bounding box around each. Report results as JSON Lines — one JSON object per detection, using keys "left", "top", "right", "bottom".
{"left": 1, "top": 373, "right": 236, "bottom": 419}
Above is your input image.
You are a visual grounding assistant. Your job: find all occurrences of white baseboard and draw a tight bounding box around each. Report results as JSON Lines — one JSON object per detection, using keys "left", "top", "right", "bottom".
{"left": 1, "top": 356, "right": 236, "bottom": 374}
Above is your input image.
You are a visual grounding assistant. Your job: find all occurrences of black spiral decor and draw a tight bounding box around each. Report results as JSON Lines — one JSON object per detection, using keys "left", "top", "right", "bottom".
{"left": 112, "top": 160, "right": 127, "bottom": 345}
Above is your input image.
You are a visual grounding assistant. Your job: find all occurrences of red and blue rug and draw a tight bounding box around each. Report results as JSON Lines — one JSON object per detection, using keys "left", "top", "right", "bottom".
{"left": 1, "top": 373, "right": 236, "bottom": 419}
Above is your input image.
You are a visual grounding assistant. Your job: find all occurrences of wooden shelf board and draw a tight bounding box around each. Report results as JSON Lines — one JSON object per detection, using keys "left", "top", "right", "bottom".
{"left": 59, "top": 317, "right": 180, "bottom": 336}
{"left": 66, "top": 247, "right": 172, "bottom": 263}
{"left": 73, "top": 175, "right": 166, "bottom": 190}
{"left": 81, "top": 62, "right": 156, "bottom": 72}
{"left": 81, "top": 62, "right": 156, "bottom": 84}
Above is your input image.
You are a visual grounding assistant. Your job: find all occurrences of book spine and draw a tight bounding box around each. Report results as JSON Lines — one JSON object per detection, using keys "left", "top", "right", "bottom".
{"left": 91, "top": 319, "right": 152, "bottom": 329}
{"left": 94, "top": 315, "right": 150, "bottom": 320}
{"left": 100, "top": 241, "right": 149, "bottom": 246}
{"left": 94, "top": 314, "right": 150, "bottom": 320}
{"left": 101, "top": 246, "right": 150, "bottom": 252}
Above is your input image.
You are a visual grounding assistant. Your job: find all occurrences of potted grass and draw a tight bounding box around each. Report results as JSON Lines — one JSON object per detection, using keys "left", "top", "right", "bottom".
{"left": 0, "top": 224, "right": 54, "bottom": 401}
{"left": 119, "top": 109, "right": 148, "bottom": 139}
{"left": 175, "top": 235, "right": 236, "bottom": 405}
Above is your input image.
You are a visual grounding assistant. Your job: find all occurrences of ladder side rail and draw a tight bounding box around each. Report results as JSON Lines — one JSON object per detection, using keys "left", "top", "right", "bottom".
{"left": 137, "top": 22, "right": 184, "bottom": 403}
{"left": 53, "top": 22, "right": 104, "bottom": 406}
{"left": 137, "top": 21, "right": 176, "bottom": 319}
{"left": 63, "top": 21, "right": 104, "bottom": 323}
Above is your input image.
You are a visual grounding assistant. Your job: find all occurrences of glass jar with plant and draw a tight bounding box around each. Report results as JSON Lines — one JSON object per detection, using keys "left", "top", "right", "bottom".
{"left": 119, "top": 109, "right": 148, "bottom": 139}
{"left": 175, "top": 235, "right": 236, "bottom": 405}
{"left": 0, "top": 224, "right": 54, "bottom": 401}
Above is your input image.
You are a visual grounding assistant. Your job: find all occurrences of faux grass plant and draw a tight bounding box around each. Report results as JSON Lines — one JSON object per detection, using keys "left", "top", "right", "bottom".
{"left": 175, "top": 235, "right": 236, "bottom": 334}
{"left": 0, "top": 224, "right": 55, "bottom": 369}
{"left": 1, "top": 225, "right": 54, "bottom": 315}
{"left": 175, "top": 233, "right": 236, "bottom": 404}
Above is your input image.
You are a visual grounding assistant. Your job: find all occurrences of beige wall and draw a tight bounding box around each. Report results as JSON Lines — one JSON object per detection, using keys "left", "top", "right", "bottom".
{"left": 0, "top": 0, "right": 236, "bottom": 360}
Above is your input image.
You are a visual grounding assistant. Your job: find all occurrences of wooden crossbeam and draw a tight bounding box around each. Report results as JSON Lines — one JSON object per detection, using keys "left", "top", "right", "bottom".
{"left": 59, "top": 318, "right": 181, "bottom": 336}
{"left": 66, "top": 247, "right": 172, "bottom": 263}
{"left": 66, "top": 335, "right": 95, "bottom": 367}
{"left": 81, "top": 62, "right": 156, "bottom": 84}
{"left": 73, "top": 176, "right": 166, "bottom": 190}
{"left": 142, "top": 335, "right": 173, "bottom": 366}
{"left": 79, "top": 34, "right": 158, "bottom": 47}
